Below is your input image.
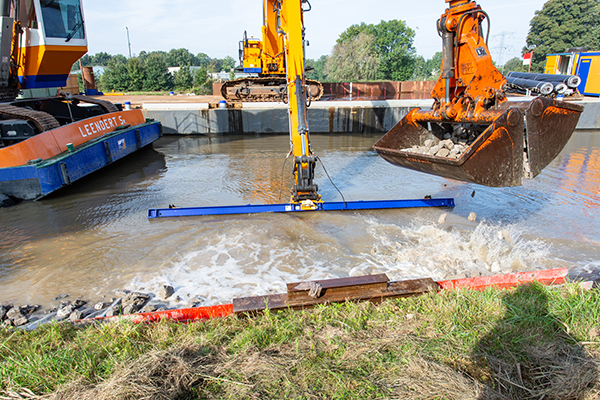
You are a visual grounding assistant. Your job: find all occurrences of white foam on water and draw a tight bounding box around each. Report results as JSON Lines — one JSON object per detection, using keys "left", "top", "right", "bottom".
{"left": 351, "top": 218, "right": 553, "bottom": 281}
{"left": 126, "top": 214, "right": 556, "bottom": 307}
{"left": 126, "top": 228, "right": 341, "bottom": 306}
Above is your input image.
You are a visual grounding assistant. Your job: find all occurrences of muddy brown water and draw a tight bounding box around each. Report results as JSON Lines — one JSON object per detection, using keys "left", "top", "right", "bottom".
{"left": 1, "top": 132, "right": 599, "bottom": 309}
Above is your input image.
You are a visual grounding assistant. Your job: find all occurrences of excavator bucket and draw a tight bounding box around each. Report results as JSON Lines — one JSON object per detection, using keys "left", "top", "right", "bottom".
{"left": 373, "top": 96, "right": 583, "bottom": 187}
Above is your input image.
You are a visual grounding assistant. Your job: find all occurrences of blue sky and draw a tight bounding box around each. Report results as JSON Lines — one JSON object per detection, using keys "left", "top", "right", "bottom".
{"left": 83, "top": 0, "right": 548, "bottom": 64}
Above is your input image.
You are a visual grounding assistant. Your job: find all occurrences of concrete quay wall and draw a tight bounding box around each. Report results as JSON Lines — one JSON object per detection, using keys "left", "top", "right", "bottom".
{"left": 142, "top": 98, "right": 600, "bottom": 135}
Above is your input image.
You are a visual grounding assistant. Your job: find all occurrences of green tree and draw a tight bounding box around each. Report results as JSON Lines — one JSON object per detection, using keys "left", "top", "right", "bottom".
{"left": 526, "top": 0, "right": 600, "bottom": 72}
{"left": 192, "top": 67, "right": 212, "bottom": 95}
{"left": 77, "top": 72, "right": 84, "bottom": 93}
{"left": 207, "top": 58, "right": 222, "bottom": 73}
{"left": 126, "top": 57, "right": 145, "bottom": 91}
{"left": 72, "top": 52, "right": 118, "bottom": 71}
{"left": 78, "top": 54, "right": 93, "bottom": 67}
{"left": 502, "top": 57, "right": 528, "bottom": 74}
{"left": 138, "top": 50, "right": 148, "bottom": 63}
{"left": 139, "top": 51, "right": 168, "bottom": 67}
{"left": 174, "top": 64, "right": 194, "bottom": 91}
{"left": 325, "top": 31, "right": 380, "bottom": 81}
{"left": 196, "top": 53, "right": 211, "bottom": 69}
{"left": 306, "top": 55, "right": 329, "bottom": 81}
{"left": 412, "top": 51, "right": 442, "bottom": 81}
{"left": 424, "top": 52, "right": 442, "bottom": 80}
{"left": 167, "top": 48, "right": 198, "bottom": 67}
{"left": 99, "top": 58, "right": 129, "bottom": 92}
{"left": 338, "top": 20, "right": 416, "bottom": 80}
{"left": 412, "top": 55, "right": 426, "bottom": 80}
{"left": 143, "top": 53, "right": 173, "bottom": 91}
{"left": 222, "top": 56, "right": 237, "bottom": 71}
{"left": 92, "top": 52, "right": 114, "bottom": 66}
{"left": 194, "top": 67, "right": 208, "bottom": 86}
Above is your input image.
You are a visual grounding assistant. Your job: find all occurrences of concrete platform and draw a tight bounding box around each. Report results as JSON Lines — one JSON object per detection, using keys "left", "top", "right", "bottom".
{"left": 114, "top": 96, "right": 600, "bottom": 135}
{"left": 140, "top": 99, "right": 434, "bottom": 135}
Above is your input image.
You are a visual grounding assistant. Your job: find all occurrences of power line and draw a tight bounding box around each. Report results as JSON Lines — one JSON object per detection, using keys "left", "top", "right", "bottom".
{"left": 490, "top": 31, "right": 515, "bottom": 67}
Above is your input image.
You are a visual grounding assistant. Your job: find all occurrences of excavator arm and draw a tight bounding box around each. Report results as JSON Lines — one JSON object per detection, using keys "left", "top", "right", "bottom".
{"left": 374, "top": 0, "right": 584, "bottom": 187}
{"left": 278, "top": 0, "right": 320, "bottom": 203}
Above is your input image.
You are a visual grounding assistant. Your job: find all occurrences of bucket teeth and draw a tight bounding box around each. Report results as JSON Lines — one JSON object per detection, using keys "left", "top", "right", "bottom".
{"left": 373, "top": 97, "right": 584, "bottom": 188}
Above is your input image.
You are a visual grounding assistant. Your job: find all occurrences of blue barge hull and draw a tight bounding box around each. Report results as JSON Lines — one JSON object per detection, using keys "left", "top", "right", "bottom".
{"left": 0, "top": 121, "right": 162, "bottom": 200}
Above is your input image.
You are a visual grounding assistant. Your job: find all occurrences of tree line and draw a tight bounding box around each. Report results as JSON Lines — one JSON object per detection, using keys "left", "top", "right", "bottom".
{"left": 309, "top": 0, "right": 599, "bottom": 82}
{"left": 306, "top": 20, "right": 442, "bottom": 83}
{"left": 77, "top": 0, "right": 599, "bottom": 93}
{"left": 76, "top": 49, "right": 237, "bottom": 93}
{"left": 483, "top": 0, "right": 599, "bottom": 74}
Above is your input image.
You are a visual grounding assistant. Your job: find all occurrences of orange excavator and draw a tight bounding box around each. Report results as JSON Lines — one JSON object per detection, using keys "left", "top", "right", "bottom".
{"left": 374, "top": 0, "right": 583, "bottom": 187}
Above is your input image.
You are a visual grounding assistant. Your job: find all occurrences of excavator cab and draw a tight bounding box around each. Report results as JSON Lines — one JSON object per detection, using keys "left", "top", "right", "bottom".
{"left": 373, "top": 0, "right": 583, "bottom": 187}
{"left": 15, "top": 0, "right": 88, "bottom": 90}
{"left": 239, "top": 31, "right": 263, "bottom": 74}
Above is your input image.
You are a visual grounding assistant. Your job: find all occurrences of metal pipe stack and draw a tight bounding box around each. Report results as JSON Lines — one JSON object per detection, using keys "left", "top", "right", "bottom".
{"left": 505, "top": 71, "right": 581, "bottom": 97}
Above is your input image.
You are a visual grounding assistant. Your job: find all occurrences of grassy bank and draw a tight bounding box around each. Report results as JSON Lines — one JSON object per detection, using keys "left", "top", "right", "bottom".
{"left": 1, "top": 283, "right": 600, "bottom": 399}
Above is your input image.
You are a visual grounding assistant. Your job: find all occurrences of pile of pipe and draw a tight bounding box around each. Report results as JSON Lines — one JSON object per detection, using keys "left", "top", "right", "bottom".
{"left": 504, "top": 71, "right": 581, "bottom": 96}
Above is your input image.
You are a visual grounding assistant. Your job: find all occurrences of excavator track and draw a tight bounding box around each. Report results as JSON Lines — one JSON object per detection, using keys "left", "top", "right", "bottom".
{"left": 71, "top": 95, "right": 120, "bottom": 113}
{"left": 0, "top": 96, "right": 119, "bottom": 135}
{"left": 221, "top": 76, "right": 323, "bottom": 102}
{"left": 0, "top": 104, "right": 60, "bottom": 133}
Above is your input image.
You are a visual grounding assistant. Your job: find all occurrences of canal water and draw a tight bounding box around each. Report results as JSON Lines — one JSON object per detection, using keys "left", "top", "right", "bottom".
{"left": 1, "top": 132, "right": 599, "bottom": 308}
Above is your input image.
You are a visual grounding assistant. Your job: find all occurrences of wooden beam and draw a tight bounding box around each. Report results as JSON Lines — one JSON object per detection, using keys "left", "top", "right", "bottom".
{"left": 233, "top": 275, "right": 440, "bottom": 315}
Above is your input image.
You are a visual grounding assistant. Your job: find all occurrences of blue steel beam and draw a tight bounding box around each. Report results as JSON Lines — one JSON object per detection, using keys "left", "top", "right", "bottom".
{"left": 147, "top": 198, "right": 455, "bottom": 219}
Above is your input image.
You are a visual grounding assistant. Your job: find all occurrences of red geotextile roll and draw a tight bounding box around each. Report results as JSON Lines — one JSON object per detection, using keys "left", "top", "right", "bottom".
{"left": 131, "top": 303, "right": 233, "bottom": 323}
{"left": 436, "top": 268, "right": 568, "bottom": 291}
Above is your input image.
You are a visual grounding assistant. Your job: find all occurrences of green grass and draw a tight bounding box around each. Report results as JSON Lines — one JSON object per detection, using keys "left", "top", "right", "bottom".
{"left": 1, "top": 283, "right": 600, "bottom": 399}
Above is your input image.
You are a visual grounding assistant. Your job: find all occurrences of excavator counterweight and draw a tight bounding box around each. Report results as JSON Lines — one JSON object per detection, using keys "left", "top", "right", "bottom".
{"left": 373, "top": 0, "right": 583, "bottom": 187}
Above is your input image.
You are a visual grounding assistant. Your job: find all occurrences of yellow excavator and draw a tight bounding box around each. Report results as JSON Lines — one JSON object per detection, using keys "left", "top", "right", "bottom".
{"left": 221, "top": 0, "right": 323, "bottom": 103}
{"left": 149, "top": 0, "right": 584, "bottom": 218}
{"left": 281, "top": 0, "right": 583, "bottom": 203}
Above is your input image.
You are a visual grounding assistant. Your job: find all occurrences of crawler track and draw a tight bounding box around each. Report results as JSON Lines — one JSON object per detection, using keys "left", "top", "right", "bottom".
{"left": 0, "top": 95, "right": 120, "bottom": 134}
{"left": 0, "top": 104, "right": 60, "bottom": 132}
{"left": 72, "top": 95, "right": 119, "bottom": 113}
{"left": 221, "top": 77, "right": 323, "bottom": 102}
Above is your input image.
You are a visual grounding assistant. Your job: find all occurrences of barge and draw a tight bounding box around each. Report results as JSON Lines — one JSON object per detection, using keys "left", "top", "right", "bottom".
{"left": 0, "top": 108, "right": 161, "bottom": 201}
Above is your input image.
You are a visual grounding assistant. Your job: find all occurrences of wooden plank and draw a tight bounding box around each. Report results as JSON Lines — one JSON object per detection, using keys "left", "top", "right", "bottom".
{"left": 287, "top": 274, "right": 389, "bottom": 293}
{"left": 387, "top": 278, "right": 440, "bottom": 296}
{"left": 287, "top": 283, "right": 388, "bottom": 306}
{"left": 233, "top": 293, "right": 288, "bottom": 314}
{"left": 234, "top": 276, "right": 439, "bottom": 315}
